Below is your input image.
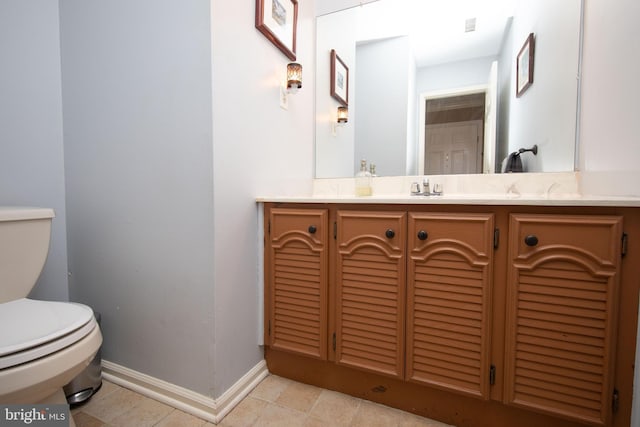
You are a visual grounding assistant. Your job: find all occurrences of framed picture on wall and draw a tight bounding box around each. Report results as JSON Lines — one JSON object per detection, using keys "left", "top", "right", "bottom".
{"left": 516, "top": 33, "right": 535, "bottom": 97}
{"left": 255, "top": 0, "right": 298, "bottom": 61}
{"left": 330, "top": 49, "right": 349, "bottom": 106}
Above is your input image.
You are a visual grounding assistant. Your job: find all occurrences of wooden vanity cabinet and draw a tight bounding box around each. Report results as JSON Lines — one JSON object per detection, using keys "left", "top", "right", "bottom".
{"left": 504, "top": 214, "right": 623, "bottom": 426}
{"left": 406, "top": 212, "right": 494, "bottom": 399}
{"left": 335, "top": 210, "right": 407, "bottom": 379}
{"left": 333, "top": 210, "right": 496, "bottom": 392}
{"left": 264, "top": 207, "right": 329, "bottom": 359}
{"left": 263, "top": 203, "right": 636, "bottom": 427}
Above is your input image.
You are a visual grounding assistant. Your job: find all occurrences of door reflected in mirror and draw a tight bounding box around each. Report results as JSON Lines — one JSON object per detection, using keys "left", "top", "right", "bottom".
{"left": 315, "top": 0, "right": 583, "bottom": 178}
{"left": 424, "top": 93, "right": 485, "bottom": 175}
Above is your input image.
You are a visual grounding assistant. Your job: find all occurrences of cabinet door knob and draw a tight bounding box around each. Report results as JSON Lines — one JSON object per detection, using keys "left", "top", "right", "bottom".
{"left": 524, "top": 235, "right": 539, "bottom": 246}
{"left": 385, "top": 229, "right": 395, "bottom": 239}
{"left": 308, "top": 225, "right": 317, "bottom": 234}
{"left": 417, "top": 230, "right": 428, "bottom": 241}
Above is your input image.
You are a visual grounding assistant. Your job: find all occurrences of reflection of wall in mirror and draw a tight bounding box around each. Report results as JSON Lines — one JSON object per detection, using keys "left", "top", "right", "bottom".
{"left": 315, "top": 8, "right": 357, "bottom": 178}
{"left": 355, "top": 36, "right": 413, "bottom": 177}
{"left": 316, "top": 0, "right": 378, "bottom": 17}
{"left": 504, "top": 0, "right": 581, "bottom": 173}
{"left": 497, "top": 18, "right": 514, "bottom": 171}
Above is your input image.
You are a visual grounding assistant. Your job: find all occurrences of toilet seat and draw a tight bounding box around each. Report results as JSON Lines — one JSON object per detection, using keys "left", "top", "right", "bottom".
{"left": 0, "top": 299, "right": 96, "bottom": 369}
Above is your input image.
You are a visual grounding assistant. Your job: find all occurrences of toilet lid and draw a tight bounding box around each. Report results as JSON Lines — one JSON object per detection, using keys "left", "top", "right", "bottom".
{"left": 0, "top": 298, "right": 96, "bottom": 369}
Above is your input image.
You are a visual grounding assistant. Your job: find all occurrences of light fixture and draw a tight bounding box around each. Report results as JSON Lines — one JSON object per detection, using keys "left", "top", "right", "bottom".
{"left": 286, "top": 63, "right": 302, "bottom": 93}
{"left": 337, "top": 106, "right": 348, "bottom": 124}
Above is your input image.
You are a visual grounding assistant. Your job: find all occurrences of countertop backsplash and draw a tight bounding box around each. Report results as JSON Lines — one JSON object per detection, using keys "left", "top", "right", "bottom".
{"left": 256, "top": 171, "right": 640, "bottom": 206}
{"left": 312, "top": 172, "right": 580, "bottom": 199}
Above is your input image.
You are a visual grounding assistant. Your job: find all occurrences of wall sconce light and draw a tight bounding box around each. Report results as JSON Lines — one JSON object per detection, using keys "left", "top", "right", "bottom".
{"left": 332, "top": 106, "right": 349, "bottom": 136}
{"left": 286, "top": 63, "right": 302, "bottom": 94}
{"left": 337, "top": 106, "right": 348, "bottom": 124}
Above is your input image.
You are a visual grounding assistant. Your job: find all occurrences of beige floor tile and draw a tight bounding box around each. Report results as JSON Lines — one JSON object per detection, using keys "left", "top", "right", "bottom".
{"left": 275, "top": 381, "right": 322, "bottom": 413}
{"left": 80, "top": 386, "right": 145, "bottom": 422}
{"left": 252, "top": 403, "right": 307, "bottom": 427}
{"left": 94, "top": 380, "right": 121, "bottom": 398}
{"left": 153, "top": 409, "right": 207, "bottom": 427}
{"left": 351, "top": 400, "right": 402, "bottom": 427}
{"left": 397, "top": 410, "right": 453, "bottom": 427}
{"left": 303, "top": 415, "right": 336, "bottom": 427}
{"left": 250, "top": 375, "right": 292, "bottom": 402}
{"left": 71, "top": 411, "right": 108, "bottom": 427}
{"left": 109, "top": 396, "right": 173, "bottom": 427}
{"left": 73, "top": 380, "right": 120, "bottom": 413}
{"left": 219, "top": 396, "right": 268, "bottom": 427}
{"left": 308, "top": 389, "right": 360, "bottom": 426}
{"left": 80, "top": 379, "right": 457, "bottom": 427}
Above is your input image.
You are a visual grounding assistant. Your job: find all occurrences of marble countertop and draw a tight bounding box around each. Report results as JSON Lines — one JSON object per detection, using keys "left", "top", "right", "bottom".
{"left": 256, "top": 194, "right": 640, "bottom": 207}
{"left": 257, "top": 173, "right": 640, "bottom": 207}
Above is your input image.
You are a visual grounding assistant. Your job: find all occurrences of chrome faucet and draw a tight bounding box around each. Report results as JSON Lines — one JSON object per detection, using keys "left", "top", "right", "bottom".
{"left": 410, "top": 179, "right": 443, "bottom": 196}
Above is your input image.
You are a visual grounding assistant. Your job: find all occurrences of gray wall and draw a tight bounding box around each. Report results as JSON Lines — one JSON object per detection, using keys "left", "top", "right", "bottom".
{"left": 505, "top": 0, "right": 581, "bottom": 172}
{"left": 0, "top": 0, "right": 315, "bottom": 399}
{"left": 210, "top": 0, "right": 315, "bottom": 394}
{"left": 60, "top": 0, "right": 216, "bottom": 394}
{"left": 414, "top": 56, "right": 495, "bottom": 95}
{"left": 496, "top": 19, "right": 514, "bottom": 171}
{"left": 315, "top": 7, "right": 358, "bottom": 178}
{"left": 60, "top": 0, "right": 316, "bottom": 397}
{"left": 355, "top": 37, "right": 411, "bottom": 177}
{"left": 316, "top": 0, "right": 377, "bottom": 17}
{"left": 0, "top": 0, "right": 69, "bottom": 301}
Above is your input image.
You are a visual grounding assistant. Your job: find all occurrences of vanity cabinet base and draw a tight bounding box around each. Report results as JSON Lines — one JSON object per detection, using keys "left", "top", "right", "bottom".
{"left": 265, "top": 347, "right": 589, "bottom": 427}
{"left": 263, "top": 203, "right": 640, "bottom": 427}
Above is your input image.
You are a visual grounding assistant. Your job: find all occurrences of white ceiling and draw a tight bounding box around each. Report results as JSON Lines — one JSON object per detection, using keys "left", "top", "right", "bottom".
{"left": 354, "top": 0, "right": 517, "bottom": 68}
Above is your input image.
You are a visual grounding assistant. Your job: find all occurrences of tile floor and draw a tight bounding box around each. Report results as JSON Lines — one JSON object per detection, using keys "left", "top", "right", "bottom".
{"left": 72, "top": 374, "right": 453, "bottom": 427}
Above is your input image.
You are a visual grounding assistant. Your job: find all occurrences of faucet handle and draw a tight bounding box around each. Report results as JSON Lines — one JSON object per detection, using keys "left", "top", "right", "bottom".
{"left": 410, "top": 182, "right": 421, "bottom": 194}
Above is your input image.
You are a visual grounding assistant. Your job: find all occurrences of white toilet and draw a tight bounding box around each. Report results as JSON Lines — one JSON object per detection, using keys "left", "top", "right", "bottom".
{"left": 0, "top": 207, "right": 102, "bottom": 419}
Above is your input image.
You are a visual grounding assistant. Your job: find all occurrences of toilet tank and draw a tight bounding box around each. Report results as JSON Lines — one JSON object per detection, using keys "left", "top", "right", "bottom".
{"left": 0, "top": 208, "right": 55, "bottom": 303}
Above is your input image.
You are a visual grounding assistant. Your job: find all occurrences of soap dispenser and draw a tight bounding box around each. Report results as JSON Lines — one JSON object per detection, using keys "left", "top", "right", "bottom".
{"left": 355, "top": 159, "right": 372, "bottom": 196}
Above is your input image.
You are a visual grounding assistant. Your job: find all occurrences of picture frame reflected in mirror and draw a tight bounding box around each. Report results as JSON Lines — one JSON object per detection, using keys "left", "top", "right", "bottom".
{"left": 516, "top": 33, "right": 535, "bottom": 97}
{"left": 330, "top": 49, "right": 349, "bottom": 106}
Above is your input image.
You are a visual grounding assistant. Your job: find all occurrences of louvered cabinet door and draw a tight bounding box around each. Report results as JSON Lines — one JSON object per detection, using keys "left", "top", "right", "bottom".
{"left": 406, "top": 213, "right": 494, "bottom": 399}
{"left": 267, "top": 208, "right": 329, "bottom": 359}
{"left": 504, "top": 214, "right": 623, "bottom": 426}
{"left": 335, "top": 210, "right": 407, "bottom": 379}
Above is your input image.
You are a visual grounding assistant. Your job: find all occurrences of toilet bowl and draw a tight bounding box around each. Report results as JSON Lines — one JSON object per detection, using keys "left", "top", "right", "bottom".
{"left": 0, "top": 207, "right": 102, "bottom": 422}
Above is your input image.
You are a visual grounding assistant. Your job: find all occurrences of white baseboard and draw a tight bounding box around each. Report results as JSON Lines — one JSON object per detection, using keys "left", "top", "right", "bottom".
{"left": 101, "top": 359, "right": 268, "bottom": 424}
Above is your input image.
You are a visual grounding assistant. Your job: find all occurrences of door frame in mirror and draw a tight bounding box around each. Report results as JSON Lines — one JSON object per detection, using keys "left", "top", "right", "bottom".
{"left": 418, "top": 84, "right": 489, "bottom": 175}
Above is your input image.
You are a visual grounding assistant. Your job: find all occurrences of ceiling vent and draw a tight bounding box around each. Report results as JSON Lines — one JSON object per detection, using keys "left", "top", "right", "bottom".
{"left": 465, "top": 17, "right": 477, "bottom": 33}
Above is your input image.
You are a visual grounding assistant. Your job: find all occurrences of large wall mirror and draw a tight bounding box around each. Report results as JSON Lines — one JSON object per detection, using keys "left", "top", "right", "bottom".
{"left": 315, "top": 0, "right": 583, "bottom": 178}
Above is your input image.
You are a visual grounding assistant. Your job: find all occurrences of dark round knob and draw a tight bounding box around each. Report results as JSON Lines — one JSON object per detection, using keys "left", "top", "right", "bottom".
{"left": 524, "top": 235, "right": 539, "bottom": 246}
{"left": 417, "top": 230, "right": 428, "bottom": 241}
{"left": 385, "top": 229, "right": 395, "bottom": 239}
{"left": 308, "top": 225, "right": 317, "bottom": 234}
